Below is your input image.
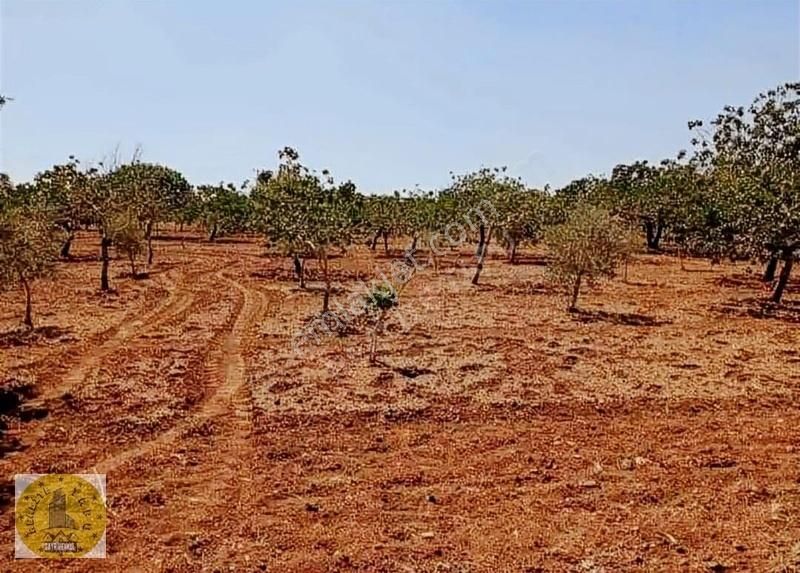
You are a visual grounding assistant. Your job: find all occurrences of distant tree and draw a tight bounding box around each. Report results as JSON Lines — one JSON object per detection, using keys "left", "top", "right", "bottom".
{"left": 253, "top": 148, "right": 362, "bottom": 310}
{"left": 0, "top": 203, "right": 61, "bottom": 328}
{"left": 105, "top": 162, "right": 191, "bottom": 264}
{"left": 364, "top": 193, "right": 402, "bottom": 253}
{"left": 449, "top": 167, "right": 524, "bottom": 285}
{"left": 32, "top": 157, "right": 93, "bottom": 258}
{"left": 545, "top": 204, "right": 632, "bottom": 311}
{"left": 197, "top": 183, "right": 252, "bottom": 241}
{"left": 496, "top": 187, "right": 549, "bottom": 264}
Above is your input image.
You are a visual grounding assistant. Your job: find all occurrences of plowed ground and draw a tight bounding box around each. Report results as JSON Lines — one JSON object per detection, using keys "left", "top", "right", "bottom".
{"left": 0, "top": 232, "right": 799, "bottom": 572}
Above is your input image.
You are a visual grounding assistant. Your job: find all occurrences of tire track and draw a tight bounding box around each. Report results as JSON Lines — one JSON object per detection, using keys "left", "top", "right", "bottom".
{"left": 31, "top": 269, "right": 196, "bottom": 405}
{"left": 93, "top": 271, "right": 267, "bottom": 474}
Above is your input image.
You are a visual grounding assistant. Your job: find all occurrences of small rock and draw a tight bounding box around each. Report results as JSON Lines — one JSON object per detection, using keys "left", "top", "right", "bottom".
{"left": 426, "top": 494, "right": 438, "bottom": 504}
{"left": 420, "top": 531, "right": 435, "bottom": 539}
{"left": 304, "top": 503, "right": 319, "bottom": 513}
{"left": 333, "top": 550, "right": 351, "bottom": 566}
{"left": 578, "top": 480, "right": 600, "bottom": 489}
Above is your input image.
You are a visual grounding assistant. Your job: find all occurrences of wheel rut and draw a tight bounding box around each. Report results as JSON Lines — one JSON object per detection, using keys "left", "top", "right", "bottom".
{"left": 93, "top": 270, "right": 267, "bottom": 474}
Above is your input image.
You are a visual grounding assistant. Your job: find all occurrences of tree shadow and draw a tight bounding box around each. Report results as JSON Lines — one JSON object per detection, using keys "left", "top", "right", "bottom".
{"left": 153, "top": 234, "right": 204, "bottom": 243}
{"left": 714, "top": 274, "right": 763, "bottom": 288}
{"left": 0, "top": 378, "right": 38, "bottom": 472}
{"left": 60, "top": 254, "right": 100, "bottom": 263}
{"left": 570, "top": 308, "right": 669, "bottom": 327}
{"left": 478, "top": 281, "right": 558, "bottom": 296}
{"left": 507, "top": 255, "right": 550, "bottom": 266}
{"left": 0, "top": 326, "right": 75, "bottom": 348}
{"left": 713, "top": 297, "right": 800, "bottom": 324}
{"left": 206, "top": 237, "right": 256, "bottom": 245}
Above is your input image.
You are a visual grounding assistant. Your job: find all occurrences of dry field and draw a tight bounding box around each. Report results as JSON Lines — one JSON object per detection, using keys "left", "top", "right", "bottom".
{"left": 1, "top": 232, "right": 799, "bottom": 572}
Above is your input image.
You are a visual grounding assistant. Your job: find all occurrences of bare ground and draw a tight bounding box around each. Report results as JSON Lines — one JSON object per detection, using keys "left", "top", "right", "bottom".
{"left": 1, "top": 232, "right": 799, "bottom": 572}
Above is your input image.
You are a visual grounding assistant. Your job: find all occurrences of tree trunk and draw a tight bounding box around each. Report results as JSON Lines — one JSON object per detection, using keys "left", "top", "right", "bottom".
{"left": 771, "top": 250, "right": 794, "bottom": 304}
{"left": 408, "top": 234, "right": 418, "bottom": 256}
{"left": 652, "top": 220, "right": 664, "bottom": 250}
{"left": 370, "top": 230, "right": 380, "bottom": 250}
{"left": 321, "top": 251, "right": 331, "bottom": 312}
{"left": 293, "top": 254, "right": 306, "bottom": 288}
{"left": 764, "top": 254, "right": 780, "bottom": 282}
{"left": 60, "top": 230, "right": 74, "bottom": 259}
{"left": 382, "top": 231, "right": 389, "bottom": 254}
{"left": 369, "top": 309, "right": 386, "bottom": 364}
{"left": 508, "top": 236, "right": 518, "bottom": 264}
{"left": 129, "top": 253, "right": 138, "bottom": 278}
{"left": 21, "top": 274, "right": 33, "bottom": 329}
{"left": 208, "top": 223, "right": 218, "bottom": 242}
{"left": 569, "top": 273, "right": 583, "bottom": 311}
{"left": 471, "top": 226, "right": 492, "bottom": 285}
{"left": 644, "top": 221, "right": 655, "bottom": 250}
{"left": 145, "top": 220, "right": 154, "bottom": 265}
{"left": 100, "top": 236, "right": 111, "bottom": 292}
{"left": 476, "top": 225, "right": 486, "bottom": 257}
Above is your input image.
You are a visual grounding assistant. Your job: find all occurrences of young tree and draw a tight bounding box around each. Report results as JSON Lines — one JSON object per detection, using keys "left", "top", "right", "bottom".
{"left": 109, "top": 210, "right": 146, "bottom": 278}
{"left": 365, "top": 283, "right": 399, "bottom": 364}
{"left": 545, "top": 204, "right": 632, "bottom": 311}
{"left": 0, "top": 203, "right": 61, "bottom": 328}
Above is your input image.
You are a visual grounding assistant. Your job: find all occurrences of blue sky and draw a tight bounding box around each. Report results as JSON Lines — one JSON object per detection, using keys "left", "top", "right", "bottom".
{"left": 1, "top": 0, "right": 797, "bottom": 192}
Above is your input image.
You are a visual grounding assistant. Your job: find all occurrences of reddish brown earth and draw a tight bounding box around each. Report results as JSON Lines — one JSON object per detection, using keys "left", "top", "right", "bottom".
{"left": 1, "top": 232, "right": 799, "bottom": 572}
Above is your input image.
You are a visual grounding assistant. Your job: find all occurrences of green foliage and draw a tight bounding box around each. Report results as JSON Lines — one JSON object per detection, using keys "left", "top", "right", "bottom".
{"left": 690, "top": 82, "right": 800, "bottom": 301}
{"left": 365, "top": 283, "right": 399, "bottom": 312}
{"left": 364, "top": 193, "right": 403, "bottom": 249}
{"left": 0, "top": 200, "right": 61, "bottom": 327}
{"left": 108, "top": 210, "right": 146, "bottom": 277}
{"left": 545, "top": 204, "right": 632, "bottom": 310}
{"left": 196, "top": 183, "right": 252, "bottom": 240}
{"left": 365, "top": 282, "right": 399, "bottom": 363}
{"left": 252, "top": 147, "right": 363, "bottom": 310}
{"left": 106, "top": 162, "right": 192, "bottom": 223}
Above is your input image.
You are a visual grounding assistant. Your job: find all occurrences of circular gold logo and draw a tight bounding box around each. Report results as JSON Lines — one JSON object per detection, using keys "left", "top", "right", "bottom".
{"left": 15, "top": 474, "right": 107, "bottom": 559}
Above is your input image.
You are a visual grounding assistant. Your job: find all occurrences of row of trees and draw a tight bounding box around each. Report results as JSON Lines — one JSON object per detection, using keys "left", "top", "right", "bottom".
{"left": 0, "top": 82, "right": 796, "bottom": 327}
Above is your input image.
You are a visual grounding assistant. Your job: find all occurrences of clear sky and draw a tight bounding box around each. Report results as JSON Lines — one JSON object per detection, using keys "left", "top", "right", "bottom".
{"left": 1, "top": 0, "right": 797, "bottom": 193}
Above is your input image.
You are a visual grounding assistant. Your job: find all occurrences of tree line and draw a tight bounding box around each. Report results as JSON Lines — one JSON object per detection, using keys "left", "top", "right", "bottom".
{"left": 0, "top": 82, "right": 797, "bottom": 327}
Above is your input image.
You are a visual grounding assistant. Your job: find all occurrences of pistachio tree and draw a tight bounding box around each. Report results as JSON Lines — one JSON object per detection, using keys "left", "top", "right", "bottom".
{"left": 690, "top": 82, "right": 800, "bottom": 302}
{"left": 105, "top": 162, "right": 191, "bottom": 264}
{"left": 545, "top": 204, "right": 632, "bottom": 311}
{"left": 197, "top": 183, "right": 252, "bottom": 241}
{"left": 364, "top": 193, "right": 402, "bottom": 253}
{"left": 253, "top": 148, "right": 362, "bottom": 310}
{"left": 32, "top": 157, "right": 93, "bottom": 258}
{"left": 0, "top": 201, "right": 61, "bottom": 328}
{"left": 449, "top": 167, "right": 525, "bottom": 284}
